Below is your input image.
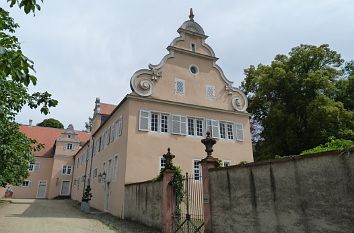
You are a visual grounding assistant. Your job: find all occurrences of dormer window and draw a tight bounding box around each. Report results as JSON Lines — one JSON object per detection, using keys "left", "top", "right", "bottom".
{"left": 191, "top": 43, "right": 196, "bottom": 52}
{"left": 65, "top": 143, "right": 74, "bottom": 150}
{"left": 68, "top": 135, "right": 72, "bottom": 139}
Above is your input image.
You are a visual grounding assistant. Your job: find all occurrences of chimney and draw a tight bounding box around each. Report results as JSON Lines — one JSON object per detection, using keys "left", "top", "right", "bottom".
{"left": 94, "top": 97, "right": 101, "bottom": 114}
{"left": 29, "top": 119, "right": 33, "bottom": 127}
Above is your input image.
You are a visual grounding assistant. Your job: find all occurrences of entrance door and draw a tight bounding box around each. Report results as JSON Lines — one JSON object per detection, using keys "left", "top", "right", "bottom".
{"left": 36, "top": 180, "right": 47, "bottom": 198}
{"left": 60, "top": 181, "right": 71, "bottom": 196}
{"left": 104, "top": 183, "right": 110, "bottom": 212}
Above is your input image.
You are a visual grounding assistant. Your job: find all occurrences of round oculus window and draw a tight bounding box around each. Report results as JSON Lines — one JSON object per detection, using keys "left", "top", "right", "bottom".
{"left": 190, "top": 65, "right": 198, "bottom": 75}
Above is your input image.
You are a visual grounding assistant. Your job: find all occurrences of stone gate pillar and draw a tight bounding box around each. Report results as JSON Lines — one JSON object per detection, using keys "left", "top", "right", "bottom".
{"left": 201, "top": 132, "right": 219, "bottom": 233}
{"left": 162, "top": 148, "right": 176, "bottom": 233}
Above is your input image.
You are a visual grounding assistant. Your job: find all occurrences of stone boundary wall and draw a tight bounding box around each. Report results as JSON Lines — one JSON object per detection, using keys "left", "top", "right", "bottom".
{"left": 124, "top": 180, "right": 162, "bottom": 230}
{"left": 209, "top": 149, "right": 354, "bottom": 233}
{"left": 0, "top": 187, "right": 5, "bottom": 198}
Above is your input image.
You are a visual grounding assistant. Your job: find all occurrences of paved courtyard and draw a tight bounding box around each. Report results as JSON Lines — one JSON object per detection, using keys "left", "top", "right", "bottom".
{"left": 0, "top": 199, "right": 159, "bottom": 233}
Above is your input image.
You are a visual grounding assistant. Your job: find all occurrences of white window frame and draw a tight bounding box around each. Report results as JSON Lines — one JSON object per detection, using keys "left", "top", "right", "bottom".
{"left": 187, "top": 117, "right": 204, "bottom": 137}
{"left": 193, "top": 159, "right": 202, "bottom": 181}
{"left": 65, "top": 143, "right": 74, "bottom": 150}
{"left": 223, "top": 160, "right": 231, "bottom": 167}
{"left": 113, "top": 155, "right": 118, "bottom": 181}
{"left": 62, "top": 165, "right": 72, "bottom": 175}
{"left": 139, "top": 110, "right": 150, "bottom": 131}
{"left": 196, "top": 118, "right": 204, "bottom": 137}
{"left": 150, "top": 112, "right": 159, "bottom": 132}
{"left": 175, "top": 78, "right": 185, "bottom": 96}
{"left": 187, "top": 117, "right": 195, "bottom": 136}
{"left": 118, "top": 117, "right": 123, "bottom": 137}
{"left": 160, "top": 157, "right": 166, "bottom": 171}
{"left": 206, "top": 85, "right": 216, "bottom": 100}
{"left": 160, "top": 114, "right": 169, "bottom": 133}
{"left": 28, "top": 162, "right": 35, "bottom": 172}
{"left": 22, "top": 180, "right": 32, "bottom": 187}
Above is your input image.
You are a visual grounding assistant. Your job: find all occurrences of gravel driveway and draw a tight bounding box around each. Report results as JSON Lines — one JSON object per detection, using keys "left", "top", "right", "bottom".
{"left": 0, "top": 199, "right": 159, "bottom": 233}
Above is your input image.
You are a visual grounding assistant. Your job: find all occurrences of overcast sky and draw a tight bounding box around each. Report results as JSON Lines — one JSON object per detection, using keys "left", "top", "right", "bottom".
{"left": 5, "top": 0, "right": 354, "bottom": 130}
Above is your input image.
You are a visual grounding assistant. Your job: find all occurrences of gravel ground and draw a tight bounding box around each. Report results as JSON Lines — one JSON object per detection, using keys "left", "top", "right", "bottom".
{"left": 0, "top": 199, "right": 159, "bottom": 233}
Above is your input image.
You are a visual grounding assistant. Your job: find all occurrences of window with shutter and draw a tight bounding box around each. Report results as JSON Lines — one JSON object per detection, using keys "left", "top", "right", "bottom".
{"left": 139, "top": 110, "right": 149, "bottom": 131}
{"left": 211, "top": 120, "right": 220, "bottom": 138}
{"left": 172, "top": 115, "right": 181, "bottom": 134}
{"left": 206, "top": 119, "right": 212, "bottom": 135}
{"left": 235, "top": 123, "right": 244, "bottom": 141}
{"left": 111, "top": 123, "right": 116, "bottom": 142}
{"left": 34, "top": 162, "right": 40, "bottom": 172}
{"left": 118, "top": 118, "right": 123, "bottom": 136}
{"left": 181, "top": 116, "right": 187, "bottom": 135}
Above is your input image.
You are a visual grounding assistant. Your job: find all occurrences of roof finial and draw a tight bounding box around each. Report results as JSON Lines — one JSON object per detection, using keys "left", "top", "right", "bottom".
{"left": 189, "top": 8, "right": 194, "bottom": 21}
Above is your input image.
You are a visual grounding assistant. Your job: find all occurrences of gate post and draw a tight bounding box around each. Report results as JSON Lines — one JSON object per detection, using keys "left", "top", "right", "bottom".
{"left": 201, "top": 132, "right": 219, "bottom": 233}
{"left": 162, "top": 148, "right": 176, "bottom": 233}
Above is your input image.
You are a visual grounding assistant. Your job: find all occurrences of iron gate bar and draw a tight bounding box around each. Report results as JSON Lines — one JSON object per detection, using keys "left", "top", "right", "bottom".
{"left": 173, "top": 172, "right": 205, "bottom": 233}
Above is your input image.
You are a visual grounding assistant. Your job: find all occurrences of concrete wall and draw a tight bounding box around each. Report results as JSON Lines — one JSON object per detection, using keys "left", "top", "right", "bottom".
{"left": 209, "top": 149, "right": 354, "bottom": 233}
{"left": 124, "top": 181, "right": 162, "bottom": 230}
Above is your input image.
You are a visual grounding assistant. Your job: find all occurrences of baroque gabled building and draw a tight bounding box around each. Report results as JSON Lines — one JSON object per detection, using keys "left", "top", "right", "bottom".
{"left": 71, "top": 10, "right": 253, "bottom": 217}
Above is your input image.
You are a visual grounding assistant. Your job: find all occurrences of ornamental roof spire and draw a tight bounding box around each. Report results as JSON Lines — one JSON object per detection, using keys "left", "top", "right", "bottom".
{"left": 189, "top": 8, "right": 194, "bottom": 21}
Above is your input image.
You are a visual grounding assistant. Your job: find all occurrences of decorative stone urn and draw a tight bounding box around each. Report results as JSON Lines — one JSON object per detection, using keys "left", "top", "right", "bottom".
{"left": 4, "top": 187, "right": 13, "bottom": 198}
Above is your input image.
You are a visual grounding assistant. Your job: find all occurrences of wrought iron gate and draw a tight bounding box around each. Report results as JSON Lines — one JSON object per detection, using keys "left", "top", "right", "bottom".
{"left": 172, "top": 172, "right": 204, "bottom": 233}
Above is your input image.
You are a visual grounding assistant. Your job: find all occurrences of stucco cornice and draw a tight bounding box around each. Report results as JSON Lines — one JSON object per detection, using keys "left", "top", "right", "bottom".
{"left": 167, "top": 46, "right": 218, "bottom": 61}
{"left": 127, "top": 94, "right": 251, "bottom": 117}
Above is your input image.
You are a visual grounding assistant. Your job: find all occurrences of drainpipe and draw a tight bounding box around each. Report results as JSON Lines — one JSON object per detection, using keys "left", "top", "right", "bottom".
{"left": 82, "top": 144, "right": 89, "bottom": 198}
{"left": 82, "top": 136, "right": 95, "bottom": 199}
{"left": 88, "top": 136, "right": 95, "bottom": 186}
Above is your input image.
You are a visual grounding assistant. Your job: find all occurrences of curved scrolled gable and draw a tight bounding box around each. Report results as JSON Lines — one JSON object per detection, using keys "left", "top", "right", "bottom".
{"left": 130, "top": 10, "right": 248, "bottom": 113}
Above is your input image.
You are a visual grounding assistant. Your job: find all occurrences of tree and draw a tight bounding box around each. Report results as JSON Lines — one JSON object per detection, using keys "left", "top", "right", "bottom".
{"left": 0, "top": 1, "right": 58, "bottom": 187}
{"left": 37, "top": 118, "right": 64, "bottom": 129}
{"left": 241, "top": 44, "right": 354, "bottom": 160}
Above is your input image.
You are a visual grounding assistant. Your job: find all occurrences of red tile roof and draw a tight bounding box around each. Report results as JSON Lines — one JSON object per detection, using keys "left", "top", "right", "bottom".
{"left": 19, "top": 125, "right": 91, "bottom": 157}
{"left": 100, "top": 103, "right": 116, "bottom": 115}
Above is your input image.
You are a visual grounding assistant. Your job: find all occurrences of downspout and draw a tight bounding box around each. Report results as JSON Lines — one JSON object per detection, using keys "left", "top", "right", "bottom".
{"left": 82, "top": 144, "right": 89, "bottom": 199}
{"left": 82, "top": 136, "right": 95, "bottom": 199}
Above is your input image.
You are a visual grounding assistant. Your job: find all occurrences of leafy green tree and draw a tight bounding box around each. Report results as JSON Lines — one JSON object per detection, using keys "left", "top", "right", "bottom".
{"left": 37, "top": 118, "right": 64, "bottom": 129}
{"left": 241, "top": 44, "right": 354, "bottom": 160}
{"left": 301, "top": 137, "right": 354, "bottom": 155}
{"left": 0, "top": 1, "right": 58, "bottom": 187}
